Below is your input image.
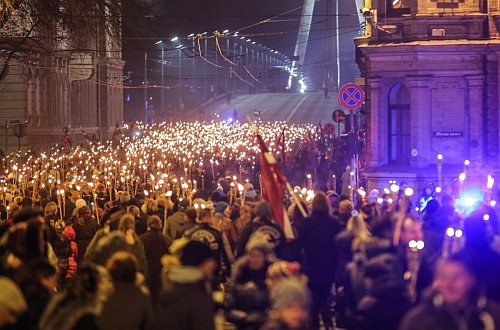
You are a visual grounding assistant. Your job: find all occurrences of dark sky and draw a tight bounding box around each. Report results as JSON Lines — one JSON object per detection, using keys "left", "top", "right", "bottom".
{"left": 122, "top": 0, "right": 360, "bottom": 119}
{"left": 123, "top": 0, "right": 359, "bottom": 82}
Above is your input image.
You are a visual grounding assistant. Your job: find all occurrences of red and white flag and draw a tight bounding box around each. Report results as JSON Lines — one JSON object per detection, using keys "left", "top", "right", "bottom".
{"left": 254, "top": 129, "right": 295, "bottom": 240}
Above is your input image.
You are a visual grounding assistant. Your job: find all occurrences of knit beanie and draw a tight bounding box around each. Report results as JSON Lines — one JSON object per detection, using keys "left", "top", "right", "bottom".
{"left": 120, "top": 191, "right": 131, "bottom": 204}
{"left": 267, "top": 261, "right": 302, "bottom": 281}
{"left": 245, "top": 231, "right": 273, "bottom": 254}
{"left": 270, "top": 278, "right": 310, "bottom": 311}
{"left": 255, "top": 200, "right": 272, "bottom": 218}
{"left": 180, "top": 240, "right": 212, "bottom": 266}
{"left": 63, "top": 226, "right": 76, "bottom": 241}
{"left": 75, "top": 199, "right": 87, "bottom": 209}
{"left": 214, "top": 201, "right": 229, "bottom": 214}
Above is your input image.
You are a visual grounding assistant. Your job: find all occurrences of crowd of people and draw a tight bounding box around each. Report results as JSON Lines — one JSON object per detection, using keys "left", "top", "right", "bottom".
{"left": 0, "top": 171, "right": 498, "bottom": 330}
{"left": 0, "top": 119, "right": 498, "bottom": 330}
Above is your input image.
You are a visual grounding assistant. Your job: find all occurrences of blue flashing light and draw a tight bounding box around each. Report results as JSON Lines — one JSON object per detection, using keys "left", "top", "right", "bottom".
{"left": 456, "top": 186, "right": 484, "bottom": 215}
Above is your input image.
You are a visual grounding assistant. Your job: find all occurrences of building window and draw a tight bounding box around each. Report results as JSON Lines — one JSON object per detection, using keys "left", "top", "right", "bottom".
{"left": 388, "top": 83, "right": 410, "bottom": 164}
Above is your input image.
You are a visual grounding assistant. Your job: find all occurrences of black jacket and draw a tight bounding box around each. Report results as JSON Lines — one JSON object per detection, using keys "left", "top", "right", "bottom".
{"left": 298, "top": 211, "right": 341, "bottom": 284}
{"left": 154, "top": 267, "right": 215, "bottom": 330}
{"left": 236, "top": 217, "right": 287, "bottom": 259}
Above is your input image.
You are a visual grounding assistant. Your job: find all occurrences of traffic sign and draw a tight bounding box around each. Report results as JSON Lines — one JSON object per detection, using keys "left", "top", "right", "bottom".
{"left": 323, "top": 123, "right": 335, "bottom": 137}
{"left": 332, "top": 110, "right": 346, "bottom": 123}
{"left": 338, "top": 83, "right": 365, "bottom": 109}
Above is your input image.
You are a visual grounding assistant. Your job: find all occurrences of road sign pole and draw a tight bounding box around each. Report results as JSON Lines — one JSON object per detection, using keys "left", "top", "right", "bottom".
{"left": 349, "top": 108, "right": 357, "bottom": 201}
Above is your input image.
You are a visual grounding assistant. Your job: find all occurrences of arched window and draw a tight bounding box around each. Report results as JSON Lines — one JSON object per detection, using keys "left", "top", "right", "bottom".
{"left": 388, "top": 83, "right": 410, "bottom": 164}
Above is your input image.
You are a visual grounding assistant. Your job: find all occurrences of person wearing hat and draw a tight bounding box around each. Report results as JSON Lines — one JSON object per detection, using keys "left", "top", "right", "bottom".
{"left": 225, "top": 232, "right": 276, "bottom": 329}
{"left": 260, "top": 278, "right": 311, "bottom": 330}
{"left": 71, "top": 206, "right": 99, "bottom": 263}
{"left": 164, "top": 198, "right": 191, "bottom": 241}
{"left": 153, "top": 240, "right": 217, "bottom": 330}
{"left": 64, "top": 191, "right": 79, "bottom": 221}
{"left": 236, "top": 200, "right": 287, "bottom": 260}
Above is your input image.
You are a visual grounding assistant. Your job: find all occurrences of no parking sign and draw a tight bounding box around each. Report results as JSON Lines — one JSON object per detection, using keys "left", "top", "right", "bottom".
{"left": 338, "top": 83, "right": 365, "bottom": 109}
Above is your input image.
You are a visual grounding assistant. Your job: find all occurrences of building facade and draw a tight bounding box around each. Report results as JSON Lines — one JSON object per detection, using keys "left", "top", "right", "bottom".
{"left": 355, "top": 0, "right": 500, "bottom": 192}
{"left": 0, "top": 3, "right": 124, "bottom": 154}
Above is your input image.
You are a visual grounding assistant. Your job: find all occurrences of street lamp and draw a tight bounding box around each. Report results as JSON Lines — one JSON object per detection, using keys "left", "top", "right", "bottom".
{"left": 170, "top": 37, "right": 183, "bottom": 113}
{"left": 155, "top": 40, "right": 165, "bottom": 122}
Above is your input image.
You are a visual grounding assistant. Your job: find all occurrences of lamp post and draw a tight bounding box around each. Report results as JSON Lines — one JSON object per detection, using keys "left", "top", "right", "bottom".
{"left": 171, "top": 37, "right": 182, "bottom": 115}
{"left": 155, "top": 40, "right": 165, "bottom": 122}
{"left": 144, "top": 51, "right": 148, "bottom": 124}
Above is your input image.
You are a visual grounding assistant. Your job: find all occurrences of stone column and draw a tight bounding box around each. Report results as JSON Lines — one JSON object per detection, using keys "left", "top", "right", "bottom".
{"left": 408, "top": 77, "right": 431, "bottom": 168}
{"left": 366, "top": 77, "right": 383, "bottom": 167}
{"left": 466, "top": 75, "right": 484, "bottom": 162}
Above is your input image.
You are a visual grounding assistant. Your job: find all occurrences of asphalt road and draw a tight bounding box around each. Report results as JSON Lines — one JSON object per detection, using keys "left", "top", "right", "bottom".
{"left": 193, "top": 91, "right": 343, "bottom": 126}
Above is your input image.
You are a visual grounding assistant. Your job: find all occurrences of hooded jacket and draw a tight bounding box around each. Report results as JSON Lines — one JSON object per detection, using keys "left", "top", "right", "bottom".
{"left": 153, "top": 266, "right": 215, "bottom": 330}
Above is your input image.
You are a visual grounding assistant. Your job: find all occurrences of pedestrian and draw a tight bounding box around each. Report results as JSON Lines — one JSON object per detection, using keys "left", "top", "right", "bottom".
{"left": 39, "top": 264, "right": 110, "bottom": 330}
{"left": 260, "top": 278, "right": 311, "bottom": 330}
{"left": 297, "top": 192, "right": 341, "bottom": 330}
{"left": 98, "top": 251, "right": 152, "bottom": 330}
{"left": 154, "top": 240, "right": 217, "bottom": 330}
{"left": 139, "top": 215, "right": 170, "bottom": 305}
{"left": 224, "top": 233, "right": 275, "bottom": 329}
{"left": 322, "top": 83, "right": 330, "bottom": 99}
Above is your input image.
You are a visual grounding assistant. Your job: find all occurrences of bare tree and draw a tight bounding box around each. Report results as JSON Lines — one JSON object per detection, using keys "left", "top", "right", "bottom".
{"left": 0, "top": 0, "right": 151, "bottom": 81}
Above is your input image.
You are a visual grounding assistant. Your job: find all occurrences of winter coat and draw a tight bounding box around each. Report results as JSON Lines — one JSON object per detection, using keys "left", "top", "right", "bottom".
{"left": 85, "top": 231, "right": 149, "bottom": 281}
{"left": 298, "top": 211, "right": 341, "bottom": 284}
{"left": 164, "top": 211, "right": 188, "bottom": 241}
{"left": 97, "top": 281, "right": 152, "bottom": 330}
{"left": 225, "top": 255, "right": 272, "bottom": 329}
{"left": 72, "top": 215, "right": 99, "bottom": 263}
{"left": 153, "top": 266, "right": 216, "bottom": 330}
{"left": 236, "top": 218, "right": 287, "bottom": 260}
{"left": 139, "top": 230, "right": 170, "bottom": 302}
{"left": 184, "top": 223, "right": 232, "bottom": 279}
{"left": 39, "top": 268, "right": 109, "bottom": 330}
{"left": 354, "top": 274, "right": 411, "bottom": 330}
{"left": 66, "top": 241, "right": 78, "bottom": 279}
{"left": 399, "top": 294, "right": 500, "bottom": 330}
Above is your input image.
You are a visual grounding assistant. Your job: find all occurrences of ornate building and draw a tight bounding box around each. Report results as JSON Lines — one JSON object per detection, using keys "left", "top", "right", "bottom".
{"left": 0, "top": 2, "right": 124, "bottom": 153}
{"left": 356, "top": 0, "right": 500, "bottom": 191}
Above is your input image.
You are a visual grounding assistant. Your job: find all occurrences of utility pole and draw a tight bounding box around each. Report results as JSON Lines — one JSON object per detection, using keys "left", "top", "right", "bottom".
{"left": 144, "top": 52, "right": 148, "bottom": 124}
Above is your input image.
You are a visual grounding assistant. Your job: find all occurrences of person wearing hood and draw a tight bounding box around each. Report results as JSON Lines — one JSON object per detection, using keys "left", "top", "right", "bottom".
{"left": 39, "top": 263, "right": 110, "bottom": 330}
{"left": 84, "top": 213, "right": 149, "bottom": 281}
{"left": 164, "top": 198, "right": 190, "bottom": 241}
{"left": 354, "top": 254, "right": 411, "bottom": 330}
{"left": 236, "top": 201, "right": 287, "bottom": 260}
{"left": 154, "top": 240, "right": 217, "bottom": 330}
{"left": 71, "top": 205, "right": 99, "bottom": 263}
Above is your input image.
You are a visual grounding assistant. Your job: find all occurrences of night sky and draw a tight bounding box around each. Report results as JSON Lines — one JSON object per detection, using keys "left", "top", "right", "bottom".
{"left": 122, "top": 0, "right": 360, "bottom": 119}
